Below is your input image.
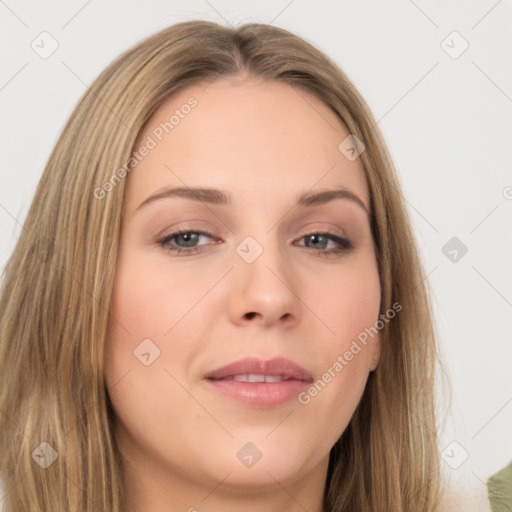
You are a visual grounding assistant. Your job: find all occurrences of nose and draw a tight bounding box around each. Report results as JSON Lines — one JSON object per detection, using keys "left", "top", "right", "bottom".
{"left": 228, "top": 243, "right": 302, "bottom": 329}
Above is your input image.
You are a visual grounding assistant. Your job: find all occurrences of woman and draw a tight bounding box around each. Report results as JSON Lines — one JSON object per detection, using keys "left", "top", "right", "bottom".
{"left": 0, "top": 20, "right": 443, "bottom": 511}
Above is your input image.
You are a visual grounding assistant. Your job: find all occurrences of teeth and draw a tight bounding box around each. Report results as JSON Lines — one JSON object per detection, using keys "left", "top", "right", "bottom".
{"left": 263, "top": 375, "right": 283, "bottom": 383}
{"left": 231, "top": 374, "right": 284, "bottom": 383}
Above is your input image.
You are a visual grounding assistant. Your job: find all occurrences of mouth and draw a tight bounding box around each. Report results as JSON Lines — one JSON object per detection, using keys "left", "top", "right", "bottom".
{"left": 203, "top": 357, "right": 314, "bottom": 408}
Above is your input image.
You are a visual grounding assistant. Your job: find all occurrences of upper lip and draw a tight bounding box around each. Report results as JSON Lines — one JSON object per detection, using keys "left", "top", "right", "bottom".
{"left": 204, "top": 357, "right": 314, "bottom": 382}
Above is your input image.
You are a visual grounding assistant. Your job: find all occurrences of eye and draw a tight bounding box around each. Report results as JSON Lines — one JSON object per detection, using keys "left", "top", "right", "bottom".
{"left": 156, "top": 229, "right": 353, "bottom": 257}
{"left": 157, "top": 230, "right": 214, "bottom": 255}
{"left": 295, "top": 232, "right": 353, "bottom": 256}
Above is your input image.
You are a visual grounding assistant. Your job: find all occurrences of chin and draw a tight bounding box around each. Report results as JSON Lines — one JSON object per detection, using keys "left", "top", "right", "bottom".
{"left": 199, "top": 431, "right": 325, "bottom": 490}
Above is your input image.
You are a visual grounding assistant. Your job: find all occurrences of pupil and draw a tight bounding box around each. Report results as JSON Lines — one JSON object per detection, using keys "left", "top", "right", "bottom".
{"left": 309, "top": 234, "right": 327, "bottom": 249}
{"left": 179, "top": 233, "right": 198, "bottom": 247}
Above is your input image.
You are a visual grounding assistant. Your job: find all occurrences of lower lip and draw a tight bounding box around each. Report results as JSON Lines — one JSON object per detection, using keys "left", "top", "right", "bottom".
{"left": 204, "top": 379, "right": 311, "bottom": 408}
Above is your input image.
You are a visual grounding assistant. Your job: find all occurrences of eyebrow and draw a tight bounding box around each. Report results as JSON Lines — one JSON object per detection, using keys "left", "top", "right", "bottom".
{"left": 136, "top": 186, "right": 369, "bottom": 214}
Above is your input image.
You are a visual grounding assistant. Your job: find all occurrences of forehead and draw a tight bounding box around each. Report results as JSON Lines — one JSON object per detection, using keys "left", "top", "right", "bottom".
{"left": 126, "top": 78, "right": 369, "bottom": 210}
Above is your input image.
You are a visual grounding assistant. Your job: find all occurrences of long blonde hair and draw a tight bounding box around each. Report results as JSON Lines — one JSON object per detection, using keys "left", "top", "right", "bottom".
{"left": 0, "top": 20, "right": 443, "bottom": 511}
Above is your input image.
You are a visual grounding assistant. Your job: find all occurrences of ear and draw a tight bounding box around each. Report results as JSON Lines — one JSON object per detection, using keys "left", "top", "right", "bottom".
{"left": 369, "top": 334, "right": 381, "bottom": 372}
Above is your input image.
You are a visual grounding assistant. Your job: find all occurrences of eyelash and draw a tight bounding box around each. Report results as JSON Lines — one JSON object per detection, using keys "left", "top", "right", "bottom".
{"left": 156, "top": 229, "right": 354, "bottom": 257}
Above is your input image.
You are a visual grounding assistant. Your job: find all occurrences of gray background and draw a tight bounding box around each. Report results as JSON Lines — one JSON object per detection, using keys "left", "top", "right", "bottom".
{"left": 1, "top": 1, "right": 511, "bottom": 509}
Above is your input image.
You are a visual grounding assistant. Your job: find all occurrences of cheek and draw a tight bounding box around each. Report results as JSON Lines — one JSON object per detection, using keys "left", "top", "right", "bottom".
{"left": 108, "top": 253, "right": 214, "bottom": 341}
{"left": 104, "top": 249, "right": 219, "bottom": 406}
{"left": 306, "top": 257, "right": 381, "bottom": 345}
{"left": 103, "top": 256, "right": 205, "bottom": 454}
{"left": 297, "top": 256, "right": 380, "bottom": 412}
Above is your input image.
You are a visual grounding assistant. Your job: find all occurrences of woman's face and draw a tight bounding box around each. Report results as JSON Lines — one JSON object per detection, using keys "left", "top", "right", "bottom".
{"left": 105, "top": 78, "right": 381, "bottom": 506}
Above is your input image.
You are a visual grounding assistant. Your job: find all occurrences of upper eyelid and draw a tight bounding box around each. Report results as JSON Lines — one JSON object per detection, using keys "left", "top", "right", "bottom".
{"left": 161, "top": 220, "right": 349, "bottom": 237}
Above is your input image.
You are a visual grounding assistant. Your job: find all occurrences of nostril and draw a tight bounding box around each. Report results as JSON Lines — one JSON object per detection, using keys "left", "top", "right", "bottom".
{"left": 245, "top": 312, "right": 257, "bottom": 320}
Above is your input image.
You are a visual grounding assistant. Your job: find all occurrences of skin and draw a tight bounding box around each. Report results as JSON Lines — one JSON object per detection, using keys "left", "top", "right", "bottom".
{"left": 104, "top": 77, "right": 381, "bottom": 512}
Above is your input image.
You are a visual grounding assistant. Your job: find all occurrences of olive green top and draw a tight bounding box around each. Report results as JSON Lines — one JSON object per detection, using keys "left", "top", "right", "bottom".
{"left": 488, "top": 460, "right": 512, "bottom": 512}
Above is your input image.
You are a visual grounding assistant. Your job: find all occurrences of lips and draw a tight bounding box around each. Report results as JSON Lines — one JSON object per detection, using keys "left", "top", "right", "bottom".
{"left": 203, "top": 357, "right": 314, "bottom": 408}
{"left": 204, "top": 357, "right": 314, "bottom": 382}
